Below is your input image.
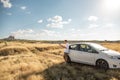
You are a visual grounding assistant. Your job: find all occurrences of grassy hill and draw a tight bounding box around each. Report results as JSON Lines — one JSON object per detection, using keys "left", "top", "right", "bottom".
{"left": 0, "top": 41, "right": 120, "bottom": 80}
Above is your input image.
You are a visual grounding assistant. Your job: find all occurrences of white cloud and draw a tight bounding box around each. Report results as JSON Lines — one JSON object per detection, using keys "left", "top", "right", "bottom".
{"left": 88, "top": 23, "right": 114, "bottom": 29}
{"left": 40, "top": 29, "right": 57, "bottom": 36}
{"left": 6, "top": 12, "right": 12, "bottom": 15}
{"left": 88, "top": 16, "right": 98, "bottom": 21}
{"left": 46, "top": 22, "right": 63, "bottom": 28}
{"left": 104, "top": 23, "right": 114, "bottom": 28}
{"left": 68, "top": 19, "right": 72, "bottom": 22}
{"left": 47, "top": 15, "right": 72, "bottom": 28}
{"left": 65, "top": 25, "right": 119, "bottom": 40}
{"left": 88, "top": 24, "right": 99, "bottom": 28}
{"left": 1, "top": 0, "right": 12, "bottom": 8}
{"left": 10, "top": 29, "right": 61, "bottom": 40}
{"left": 36, "top": 29, "right": 61, "bottom": 37}
{"left": 70, "top": 28, "right": 75, "bottom": 31}
{"left": 47, "top": 15, "right": 63, "bottom": 22}
{"left": 10, "top": 27, "right": 120, "bottom": 40}
{"left": 37, "top": 20, "right": 43, "bottom": 23}
{"left": 69, "top": 28, "right": 80, "bottom": 32}
{"left": 11, "top": 29, "right": 34, "bottom": 36}
{"left": 20, "top": 6, "right": 27, "bottom": 10}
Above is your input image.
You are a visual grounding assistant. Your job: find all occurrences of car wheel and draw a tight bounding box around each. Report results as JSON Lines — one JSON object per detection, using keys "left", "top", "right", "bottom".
{"left": 64, "top": 55, "right": 71, "bottom": 63}
{"left": 96, "top": 59, "right": 109, "bottom": 70}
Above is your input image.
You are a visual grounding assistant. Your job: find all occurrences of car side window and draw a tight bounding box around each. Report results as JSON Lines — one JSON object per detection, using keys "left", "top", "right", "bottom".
{"left": 88, "top": 48, "right": 98, "bottom": 53}
{"left": 69, "top": 44, "right": 79, "bottom": 50}
{"left": 79, "top": 44, "right": 88, "bottom": 52}
{"left": 79, "top": 44, "right": 98, "bottom": 53}
{"left": 69, "top": 44, "right": 76, "bottom": 50}
{"left": 69, "top": 44, "right": 98, "bottom": 53}
{"left": 86, "top": 45, "right": 98, "bottom": 53}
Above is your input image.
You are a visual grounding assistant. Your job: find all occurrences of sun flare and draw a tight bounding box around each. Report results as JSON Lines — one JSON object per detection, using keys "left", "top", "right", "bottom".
{"left": 103, "top": 0, "right": 120, "bottom": 11}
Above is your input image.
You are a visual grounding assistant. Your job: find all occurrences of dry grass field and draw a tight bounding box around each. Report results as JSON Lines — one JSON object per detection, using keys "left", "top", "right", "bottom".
{"left": 0, "top": 41, "right": 120, "bottom": 80}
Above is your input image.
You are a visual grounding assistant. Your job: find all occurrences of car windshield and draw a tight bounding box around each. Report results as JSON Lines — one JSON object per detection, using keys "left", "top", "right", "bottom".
{"left": 90, "top": 43, "right": 108, "bottom": 51}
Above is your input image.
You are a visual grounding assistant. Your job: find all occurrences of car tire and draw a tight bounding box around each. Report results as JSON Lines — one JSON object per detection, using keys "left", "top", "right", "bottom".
{"left": 64, "top": 54, "right": 71, "bottom": 63}
{"left": 96, "top": 59, "right": 109, "bottom": 70}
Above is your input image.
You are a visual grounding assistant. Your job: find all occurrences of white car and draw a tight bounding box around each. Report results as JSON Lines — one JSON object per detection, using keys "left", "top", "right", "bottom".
{"left": 64, "top": 42, "right": 120, "bottom": 69}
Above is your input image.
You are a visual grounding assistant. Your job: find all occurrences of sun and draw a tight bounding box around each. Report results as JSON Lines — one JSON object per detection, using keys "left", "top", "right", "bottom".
{"left": 103, "top": 0, "right": 120, "bottom": 11}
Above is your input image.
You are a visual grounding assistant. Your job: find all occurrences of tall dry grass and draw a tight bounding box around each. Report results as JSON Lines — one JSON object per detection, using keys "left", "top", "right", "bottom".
{"left": 0, "top": 41, "right": 120, "bottom": 80}
{"left": 101, "top": 43, "right": 120, "bottom": 52}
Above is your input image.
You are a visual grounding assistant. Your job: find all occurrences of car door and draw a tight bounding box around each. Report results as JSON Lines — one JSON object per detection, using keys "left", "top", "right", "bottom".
{"left": 69, "top": 44, "right": 81, "bottom": 62}
{"left": 75, "top": 44, "right": 98, "bottom": 65}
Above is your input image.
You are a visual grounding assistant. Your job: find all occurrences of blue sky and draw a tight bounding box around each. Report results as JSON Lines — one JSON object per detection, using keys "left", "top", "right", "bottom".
{"left": 0, "top": 0, "right": 120, "bottom": 40}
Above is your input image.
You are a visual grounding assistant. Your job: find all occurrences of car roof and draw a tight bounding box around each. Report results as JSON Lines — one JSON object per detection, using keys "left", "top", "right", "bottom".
{"left": 69, "top": 42, "right": 98, "bottom": 45}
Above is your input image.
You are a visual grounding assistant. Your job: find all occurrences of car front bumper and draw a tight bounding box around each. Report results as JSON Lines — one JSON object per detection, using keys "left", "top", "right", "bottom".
{"left": 108, "top": 59, "right": 120, "bottom": 68}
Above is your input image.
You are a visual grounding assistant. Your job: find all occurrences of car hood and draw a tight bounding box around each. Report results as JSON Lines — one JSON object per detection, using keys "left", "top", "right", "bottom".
{"left": 102, "top": 50, "right": 120, "bottom": 56}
